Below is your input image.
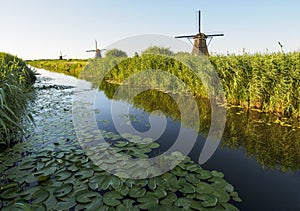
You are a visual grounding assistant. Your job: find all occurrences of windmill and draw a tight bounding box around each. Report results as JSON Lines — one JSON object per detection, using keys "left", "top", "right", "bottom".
{"left": 86, "top": 40, "right": 106, "bottom": 58}
{"left": 59, "top": 51, "right": 67, "bottom": 60}
{"left": 175, "top": 10, "right": 224, "bottom": 55}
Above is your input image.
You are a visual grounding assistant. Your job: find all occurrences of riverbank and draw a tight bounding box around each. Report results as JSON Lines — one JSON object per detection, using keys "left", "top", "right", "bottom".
{"left": 29, "top": 50, "right": 300, "bottom": 118}
{"left": 0, "top": 53, "right": 36, "bottom": 148}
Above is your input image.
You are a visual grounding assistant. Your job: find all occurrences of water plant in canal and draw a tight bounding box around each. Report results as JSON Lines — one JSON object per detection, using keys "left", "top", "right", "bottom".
{"left": 0, "top": 52, "right": 36, "bottom": 148}
{"left": 0, "top": 129, "right": 242, "bottom": 210}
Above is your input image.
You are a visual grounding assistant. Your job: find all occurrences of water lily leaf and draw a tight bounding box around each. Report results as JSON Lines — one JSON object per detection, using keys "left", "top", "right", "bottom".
{"left": 190, "top": 201, "right": 204, "bottom": 210}
{"left": 221, "top": 202, "right": 240, "bottom": 211}
{"left": 103, "top": 190, "right": 123, "bottom": 206}
{"left": 0, "top": 182, "right": 18, "bottom": 192}
{"left": 160, "top": 192, "right": 177, "bottom": 205}
{"left": 148, "top": 166, "right": 162, "bottom": 176}
{"left": 211, "top": 170, "right": 224, "bottom": 178}
{"left": 171, "top": 167, "right": 186, "bottom": 176}
{"left": 148, "top": 142, "right": 160, "bottom": 149}
{"left": 114, "top": 141, "right": 129, "bottom": 147}
{"left": 212, "top": 189, "right": 230, "bottom": 203}
{"left": 179, "top": 181, "right": 195, "bottom": 194}
{"left": 75, "top": 197, "right": 103, "bottom": 210}
{"left": 198, "top": 169, "right": 212, "bottom": 180}
{"left": 38, "top": 175, "right": 50, "bottom": 183}
{"left": 35, "top": 166, "right": 57, "bottom": 176}
{"left": 54, "top": 198, "right": 76, "bottom": 210}
{"left": 196, "top": 182, "right": 213, "bottom": 194}
{"left": 75, "top": 190, "right": 99, "bottom": 203}
{"left": 129, "top": 187, "right": 146, "bottom": 198}
{"left": 131, "top": 168, "right": 148, "bottom": 179}
{"left": 148, "top": 187, "right": 167, "bottom": 199}
{"left": 19, "top": 160, "right": 36, "bottom": 170}
{"left": 185, "top": 173, "right": 201, "bottom": 184}
{"left": 56, "top": 171, "right": 72, "bottom": 181}
{"left": 75, "top": 169, "right": 94, "bottom": 180}
{"left": 148, "top": 178, "right": 157, "bottom": 190}
{"left": 1, "top": 186, "right": 21, "bottom": 199}
{"left": 197, "top": 194, "right": 218, "bottom": 207}
{"left": 101, "top": 175, "right": 122, "bottom": 190}
{"left": 137, "top": 196, "right": 159, "bottom": 209}
{"left": 230, "top": 191, "right": 242, "bottom": 202}
{"left": 15, "top": 202, "right": 34, "bottom": 211}
{"left": 32, "top": 189, "right": 49, "bottom": 204}
{"left": 174, "top": 198, "right": 192, "bottom": 209}
{"left": 134, "top": 179, "right": 148, "bottom": 187}
{"left": 54, "top": 183, "right": 73, "bottom": 198}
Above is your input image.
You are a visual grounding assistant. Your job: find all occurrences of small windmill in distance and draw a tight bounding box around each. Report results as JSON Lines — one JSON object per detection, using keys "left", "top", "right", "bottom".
{"left": 59, "top": 51, "right": 67, "bottom": 60}
{"left": 175, "top": 10, "right": 224, "bottom": 55}
{"left": 86, "top": 40, "right": 106, "bottom": 58}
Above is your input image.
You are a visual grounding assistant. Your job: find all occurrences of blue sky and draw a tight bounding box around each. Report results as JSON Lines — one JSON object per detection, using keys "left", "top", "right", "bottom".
{"left": 1, "top": 0, "right": 299, "bottom": 59}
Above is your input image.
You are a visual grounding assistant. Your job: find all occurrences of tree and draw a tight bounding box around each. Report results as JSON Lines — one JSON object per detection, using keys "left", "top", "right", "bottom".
{"left": 105, "top": 49, "right": 128, "bottom": 58}
{"left": 142, "top": 46, "right": 175, "bottom": 56}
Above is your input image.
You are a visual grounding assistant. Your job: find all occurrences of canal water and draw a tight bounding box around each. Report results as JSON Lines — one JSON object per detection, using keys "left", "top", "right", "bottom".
{"left": 1, "top": 68, "right": 299, "bottom": 210}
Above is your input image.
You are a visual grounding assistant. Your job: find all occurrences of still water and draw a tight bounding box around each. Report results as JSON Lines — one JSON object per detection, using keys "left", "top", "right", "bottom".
{"left": 95, "top": 81, "right": 300, "bottom": 210}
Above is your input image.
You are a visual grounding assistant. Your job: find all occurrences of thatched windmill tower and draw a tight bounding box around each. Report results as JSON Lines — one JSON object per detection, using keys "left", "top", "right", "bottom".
{"left": 86, "top": 40, "right": 106, "bottom": 58}
{"left": 175, "top": 11, "right": 224, "bottom": 55}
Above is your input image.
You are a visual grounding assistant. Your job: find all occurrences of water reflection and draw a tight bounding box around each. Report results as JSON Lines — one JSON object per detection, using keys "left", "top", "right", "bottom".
{"left": 99, "top": 81, "right": 300, "bottom": 172}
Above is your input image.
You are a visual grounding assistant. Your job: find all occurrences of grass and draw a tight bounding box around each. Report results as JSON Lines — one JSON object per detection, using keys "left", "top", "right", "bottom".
{"left": 27, "top": 59, "right": 87, "bottom": 78}
{"left": 0, "top": 52, "right": 36, "bottom": 148}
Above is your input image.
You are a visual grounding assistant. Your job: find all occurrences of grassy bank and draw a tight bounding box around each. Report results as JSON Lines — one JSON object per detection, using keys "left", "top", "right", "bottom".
{"left": 0, "top": 52, "right": 36, "bottom": 148}
{"left": 29, "top": 50, "right": 300, "bottom": 117}
{"left": 27, "top": 59, "right": 87, "bottom": 78}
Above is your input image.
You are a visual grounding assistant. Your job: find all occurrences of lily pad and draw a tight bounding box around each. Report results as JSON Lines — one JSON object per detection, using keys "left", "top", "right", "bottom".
{"left": 31, "top": 189, "right": 49, "bottom": 204}
{"left": 103, "top": 190, "right": 123, "bottom": 206}
{"left": 137, "top": 195, "right": 159, "bottom": 209}
{"left": 129, "top": 187, "right": 146, "bottom": 198}
{"left": 54, "top": 183, "right": 73, "bottom": 198}
{"left": 75, "top": 190, "right": 99, "bottom": 203}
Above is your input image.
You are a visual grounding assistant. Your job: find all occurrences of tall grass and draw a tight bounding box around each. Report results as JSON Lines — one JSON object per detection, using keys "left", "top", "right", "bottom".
{"left": 0, "top": 52, "right": 36, "bottom": 148}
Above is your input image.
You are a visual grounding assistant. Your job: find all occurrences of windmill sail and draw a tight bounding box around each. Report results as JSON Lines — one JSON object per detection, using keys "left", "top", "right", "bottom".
{"left": 175, "top": 10, "right": 224, "bottom": 55}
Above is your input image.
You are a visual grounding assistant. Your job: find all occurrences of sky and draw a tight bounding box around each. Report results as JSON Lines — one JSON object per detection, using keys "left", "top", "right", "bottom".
{"left": 0, "top": 0, "right": 300, "bottom": 60}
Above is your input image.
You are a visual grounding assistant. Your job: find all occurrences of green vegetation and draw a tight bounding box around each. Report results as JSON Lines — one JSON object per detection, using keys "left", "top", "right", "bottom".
{"left": 27, "top": 59, "right": 87, "bottom": 78}
{"left": 0, "top": 52, "right": 36, "bottom": 148}
{"left": 105, "top": 48, "right": 128, "bottom": 58}
{"left": 29, "top": 48, "right": 300, "bottom": 117}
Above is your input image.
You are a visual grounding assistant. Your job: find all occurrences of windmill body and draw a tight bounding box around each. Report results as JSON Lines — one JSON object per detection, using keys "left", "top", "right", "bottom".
{"left": 175, "top": 11, "right": 224, "bottom": 56}
{"left": 86, "top": 40, "right": 106, "bottom": 58}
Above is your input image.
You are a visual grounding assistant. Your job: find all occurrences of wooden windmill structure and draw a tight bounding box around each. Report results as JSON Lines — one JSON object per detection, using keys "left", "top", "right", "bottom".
{"left": 86, "top": 40, "right": 106, "bottom": 58}
{"left": 59, "top": 51, "right": 67, "bottom": 60}
{"left": 175, "top": 10, "right": 224, "bottom": 55}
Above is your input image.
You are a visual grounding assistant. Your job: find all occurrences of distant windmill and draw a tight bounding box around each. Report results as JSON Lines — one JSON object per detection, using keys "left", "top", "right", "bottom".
{"left": 86, "top": 40, "right": 106, "bottom": 58}
{"left": 175, "top": 10, "right": 224, "bottom": 55}
{"left": 59, "top": 51, "right": 67, "bottom": 60}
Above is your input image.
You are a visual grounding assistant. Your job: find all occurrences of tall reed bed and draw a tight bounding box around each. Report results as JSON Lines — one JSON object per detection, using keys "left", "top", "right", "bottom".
{"left": 210, "top": 52, "right": 300, "bottom": 116}
{"left": 0, "top": 52, "right": 36, "bottom": 148}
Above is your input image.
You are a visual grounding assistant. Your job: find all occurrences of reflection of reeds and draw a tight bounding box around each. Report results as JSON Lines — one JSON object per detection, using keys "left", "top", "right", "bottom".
{"left": 0, "top": 53, "right": 36, "bottom": 148}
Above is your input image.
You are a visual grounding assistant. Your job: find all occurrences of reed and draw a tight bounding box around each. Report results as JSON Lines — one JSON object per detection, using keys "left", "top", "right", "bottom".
{"left": 0, "top": 52, "right": 36, "bottom": 148}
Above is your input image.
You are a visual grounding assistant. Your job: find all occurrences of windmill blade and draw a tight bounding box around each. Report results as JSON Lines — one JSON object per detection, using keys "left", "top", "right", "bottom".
{"left": 86, "top": 50, "right": 96, "bottom": 52}
{"left": 206, "top": 33, "right": 224, "bottom": 38}
{"left": 175, "top": 35, "right": 196, "bottom": 39}
{"left": 60, "top": 51, "right": 63, "bottom": 56}
{"left": 95, "top": 40, "right": 98, "bottom": 50}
